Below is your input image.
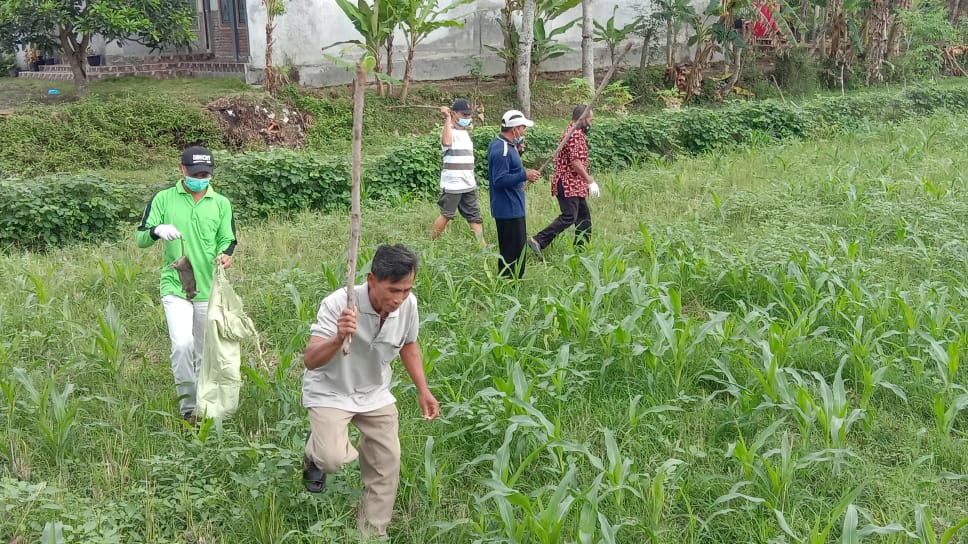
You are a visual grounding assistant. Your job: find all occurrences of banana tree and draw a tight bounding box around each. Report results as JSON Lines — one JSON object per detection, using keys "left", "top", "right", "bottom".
{"left": 683, "top": 1, "right": 746, "bottom": 102}
{"left": 653, "top": 0, "right": 696, "bottom": 77}
{"left": 398, "top": 0, "right": 472, "bottom": 102}
{"left": 488, "top": 0, "right": 580, "bottom": 82}
{"left": 593, "top": 5, "right": 641, "bottom": 67}
{"left": 332, "top": 0, "right": 405, "bottom": 96}
{"left": 262, "top": 0, "right": 286, "bottom": 96}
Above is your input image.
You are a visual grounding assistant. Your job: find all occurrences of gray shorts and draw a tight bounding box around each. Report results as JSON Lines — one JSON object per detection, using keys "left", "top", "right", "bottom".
{"left": 438, "top": 190, "right": 483, "bottom": 224}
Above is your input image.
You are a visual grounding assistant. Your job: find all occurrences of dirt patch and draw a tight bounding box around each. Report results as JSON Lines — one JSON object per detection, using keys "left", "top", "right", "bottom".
{"left": 206, "top": 96, "right": 312, "bottom": 150}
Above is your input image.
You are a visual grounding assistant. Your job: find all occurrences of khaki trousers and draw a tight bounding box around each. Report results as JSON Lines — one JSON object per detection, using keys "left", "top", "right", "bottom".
{"left": 306, "top": 403, "right": 400, "bottom": 538}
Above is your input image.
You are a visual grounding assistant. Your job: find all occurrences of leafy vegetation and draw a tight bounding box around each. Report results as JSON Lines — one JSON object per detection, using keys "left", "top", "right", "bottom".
{"left": 0, "top": 92, "right": 221, "bottom": 176}
{"left": 1, "top": 109, "right": 967, "bottom": 543}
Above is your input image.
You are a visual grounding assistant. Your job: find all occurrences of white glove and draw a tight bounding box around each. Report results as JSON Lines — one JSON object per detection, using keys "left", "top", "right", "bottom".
{"left": 153, "top": 224, "right": 182, "bottom": 241}
{"left": 588, "top": 181, "right": 601, "bottom": 198}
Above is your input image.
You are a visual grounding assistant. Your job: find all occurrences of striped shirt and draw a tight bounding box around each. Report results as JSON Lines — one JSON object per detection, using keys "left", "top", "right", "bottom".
{"left": 441, "top": 125, "right": 477, "bottom": 193}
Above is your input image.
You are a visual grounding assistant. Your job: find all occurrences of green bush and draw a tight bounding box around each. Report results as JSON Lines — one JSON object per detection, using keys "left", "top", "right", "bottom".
{"left": 0, "top": 173, "right": 127, "bottom": 249}
{"left": 0, "top": 93, "right": 221, "bottom": 176}
{"left": 900, "top": 84, "right": 968, "bottom": 112}
{"left": 587, "top": 115, "right": 678, "bottom": 169}
{"left": 215, "top": 150, "right": 351, "bottom": 221}
{"left": 0, "top": 53, "right": 16, "bottom": 76}
{"left": 365, "top": 136, "right": 441, "bottom": 201}
{"left": 291, "top": 94, "right": 354, "bottom": 150}
{"left": 818, "top": 58, "right": 864, "bottom": 91}
{"left": 773, "top": 47, "right": 819, "bottom": 96}
{"left": 619, "top": 66, "right": 669, "bottom": 107}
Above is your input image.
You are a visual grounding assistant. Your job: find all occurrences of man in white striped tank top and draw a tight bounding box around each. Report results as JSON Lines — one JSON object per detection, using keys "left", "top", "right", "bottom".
{"left": 430, "top": 99, "right": 486, "bottom": 247}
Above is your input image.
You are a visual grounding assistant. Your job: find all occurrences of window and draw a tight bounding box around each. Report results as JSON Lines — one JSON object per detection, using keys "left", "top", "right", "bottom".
{"left": 220, "top": 0, "right": 246, "bottom": 25}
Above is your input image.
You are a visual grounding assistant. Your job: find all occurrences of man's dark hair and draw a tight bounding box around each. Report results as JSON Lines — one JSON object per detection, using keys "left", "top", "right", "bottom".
{"left": 572, "top": 104, "right": 589, "bottom": 121}
{"left": 371, "top": 244, "right": 419, "bottom": 282}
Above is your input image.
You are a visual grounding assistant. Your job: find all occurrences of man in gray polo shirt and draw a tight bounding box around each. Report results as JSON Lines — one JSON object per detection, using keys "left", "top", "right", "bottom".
{"left": 301, "top": 244, "right": 439, "bottom": 539}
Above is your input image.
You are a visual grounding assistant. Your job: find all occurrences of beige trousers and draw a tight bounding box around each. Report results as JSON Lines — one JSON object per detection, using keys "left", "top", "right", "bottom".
{"left": 306, "top": 403, "right": 400, "bottom": 538}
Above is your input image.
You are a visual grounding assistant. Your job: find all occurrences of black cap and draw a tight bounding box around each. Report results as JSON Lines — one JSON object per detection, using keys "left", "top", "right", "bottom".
{"left": 181, "top": 145, "right": 214, "bottom": 176}
{"left": 451, "top": 99, "right": 473, "bottom": 115}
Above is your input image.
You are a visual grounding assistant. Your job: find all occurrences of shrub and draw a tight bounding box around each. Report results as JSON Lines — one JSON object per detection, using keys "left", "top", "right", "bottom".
{"left": 215, "top": 150, "right": 351, "bottom": 221}
{"left": 291, "top": 94, "right": 354, "bottom": 150}
{"left": 587, "top": 115, "right": 679, "bottom": 169}
{"left": 818, "top": 58, "right": 864, "bottom": 91}
{"left": 773, "top": 47, "right": 819, "bottom": 96}
{"left": 0, "top": 94, "right": 221, "bottom": 176}
{"left": 365, "top": 135, "right": 441, "bottom": 201}
{"left": 901, "top": 84, "right": 968, "bottom": 112}
{"left": 0, "top": 173, "right": 127, "bottom": 249}
{"left": 619, "top": 66, "right": 668, "bottom": 108}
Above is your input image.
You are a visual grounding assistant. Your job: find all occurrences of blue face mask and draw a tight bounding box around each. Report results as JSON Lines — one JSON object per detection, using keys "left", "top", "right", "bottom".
{"left": 457, "top": 118, "right": 472, "bottom": 127}
{"left": 513, "top": 136, "right": 524, "bottom": 144}
{"left": 184, "top": 176, "right": 210, "bottom": 192}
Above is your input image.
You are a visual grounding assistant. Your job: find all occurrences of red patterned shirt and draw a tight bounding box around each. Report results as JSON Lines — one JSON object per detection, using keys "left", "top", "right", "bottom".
{"left": 552, "top": 122, "right": 589, "bottom": 198}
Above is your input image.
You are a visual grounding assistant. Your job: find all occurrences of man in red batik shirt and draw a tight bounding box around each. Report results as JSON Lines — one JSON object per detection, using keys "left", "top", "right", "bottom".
{"left": 528, "top": 105, "right": 600, "bottom": 259}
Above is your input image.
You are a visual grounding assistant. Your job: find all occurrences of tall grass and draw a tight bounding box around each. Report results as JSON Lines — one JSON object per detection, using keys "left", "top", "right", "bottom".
{"left": 1, "top": 112, "right": 967, "bottom": 542}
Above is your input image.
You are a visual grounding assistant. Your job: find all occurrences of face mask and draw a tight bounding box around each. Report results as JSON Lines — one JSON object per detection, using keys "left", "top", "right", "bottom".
{"left": 582, "top": 125, "right": 591, "bottom": 134}
{"left": 185, "top": 176, "right": 210, "bottom": 192}
{"left": 457, "top": 118, "right": 472, "bottom": 127}
{"left": 513, "top": 136, "right": 524, "bottom": 144}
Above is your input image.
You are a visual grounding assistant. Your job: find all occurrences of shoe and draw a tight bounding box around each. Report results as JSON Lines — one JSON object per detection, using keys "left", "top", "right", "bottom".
{"left": 303, "top": 431, "right": 327, "bottom": 493}
{"left": 527, "top": 238, "right": 544, "bottom": 261}
{"left": 181, "top": 412, "right": 200, "bottom": 428}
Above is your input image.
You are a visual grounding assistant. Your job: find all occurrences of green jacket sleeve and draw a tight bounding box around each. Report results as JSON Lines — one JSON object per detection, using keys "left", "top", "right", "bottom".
{"left": 136, "top": 192, "right": 165, "bottom": 248}
{"left": 215, "top": 198, "right": 237, "bottom": 256}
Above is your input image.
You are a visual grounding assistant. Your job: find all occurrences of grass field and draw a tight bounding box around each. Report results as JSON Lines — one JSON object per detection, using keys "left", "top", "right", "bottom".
{"left": 1, "top": 110, "right": 967, "bottom": 543}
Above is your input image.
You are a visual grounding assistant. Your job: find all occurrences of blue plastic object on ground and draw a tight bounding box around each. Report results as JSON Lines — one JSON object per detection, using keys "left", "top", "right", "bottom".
{"left": 47, "top": 89, "right": 60, "bottom": 95}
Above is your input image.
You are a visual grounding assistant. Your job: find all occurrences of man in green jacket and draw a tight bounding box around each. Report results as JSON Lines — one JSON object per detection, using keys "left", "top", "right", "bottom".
{"left": 136, "top": 145, "right": 237, "bottom": 423}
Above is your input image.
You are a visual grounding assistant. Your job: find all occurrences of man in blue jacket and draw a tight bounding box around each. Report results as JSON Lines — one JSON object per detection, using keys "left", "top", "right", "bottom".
{"left": 487, "top": 110, "right": 541, "bottom": 278}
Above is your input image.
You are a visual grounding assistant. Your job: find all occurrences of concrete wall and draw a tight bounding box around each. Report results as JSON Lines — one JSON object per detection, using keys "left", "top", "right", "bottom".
{"left": 244, "top": 0, "right": 684, "bottom": 87}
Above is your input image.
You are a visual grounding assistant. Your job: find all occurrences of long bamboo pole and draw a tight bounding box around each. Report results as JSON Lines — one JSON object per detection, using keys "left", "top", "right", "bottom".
{"left": 341, "top": 62, "right": 366, "bottom": 355}
{"left": 536, "top": 42, "right": 634, "bottom": 175}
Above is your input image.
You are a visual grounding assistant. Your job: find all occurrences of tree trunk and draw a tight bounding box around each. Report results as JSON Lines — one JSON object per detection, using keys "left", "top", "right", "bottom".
{"left": 265, "top": 20, "right": 275, "bottom": 94}
{"left": 886, "top": 0, "right": 912, "bottom": 59}
{"left": 374, "top": 50, "right": 385, "bottom": 96}
{"left": 948, "top": 0, "right": 961, "bottom": 23}
{"left": 582, "top": 0, "right": 595, "bottom": 87}
{"left": 517, "top": 0, "right": 536, "bottom": 116}
{"left": 666, "top": 20, "right": 675, "bottom": 74}
{"left": 503, "top": 0, "right": 518, "bottom": 83}
{"left": 725, "top": 42, "right": 743, "bottom": 93}
{"left": 865, "top": 0, "right": 891, "bottom": 84}
{"left": 341, "top": 63, "right": 366, "bottom": 356}
{"left": 829, "top": 0, "right": 845, "bottom": 61}
{"left": 399, "top": 47, "right": 416, "bottom": 102}
{"left": 685, "top": 33, "right": 717, "bottom": 103}
{"left": 639, "top": 28, "right": 654, "bottom": 70}
{"left": 800, "top": 0, "right": 811, "bottom": 42}
{"left": 59, "top": 27, "right": 89, "bottom": 97}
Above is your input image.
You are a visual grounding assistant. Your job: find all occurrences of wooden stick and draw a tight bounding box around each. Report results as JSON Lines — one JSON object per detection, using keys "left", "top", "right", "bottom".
{"left": 537, "top": 42, "right": 634, "bottom": 175}
{"left": 341, "top": 62, "right": 365, "bottom": 355}
{"left": 383, "top": 104, "right": 443, "bottom": 110}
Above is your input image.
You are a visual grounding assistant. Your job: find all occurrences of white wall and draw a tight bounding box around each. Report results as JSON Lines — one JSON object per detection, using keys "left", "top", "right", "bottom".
{"left": 245, "top": 0, "right": 691, "bottom": 87}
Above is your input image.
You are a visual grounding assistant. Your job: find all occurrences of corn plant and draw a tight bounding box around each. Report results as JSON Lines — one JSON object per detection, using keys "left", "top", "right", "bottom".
{"left": 422, "top": 435, "right": 445, "bottom": 509}
{"left": 642, "top": 458, "right": 685, "bottom": 536}
{"left": 807, "top": 364, "right": 866, "bottom": 450}
{"left": 89, "top": 302, "right": 125, "bottom": 376}
{"left": 14, "top": 369, "right": 79, "bottom": 460}
{"left": 916, "top": 504, "right": 968, "bottom": 544}
{"left": 585, "top": 429, "right": 640, "bottom": 511}
{"left": 473, "top": 426, "right": 580, "bottom": 544}
{"left": 96, "top": 257, "right": 141, "bottom": 291}
{"left": 933, "top": 392, "right": 968, "bottom": 436}
{"left": 576, "top": 477, "right": 623, "bottom": 544}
